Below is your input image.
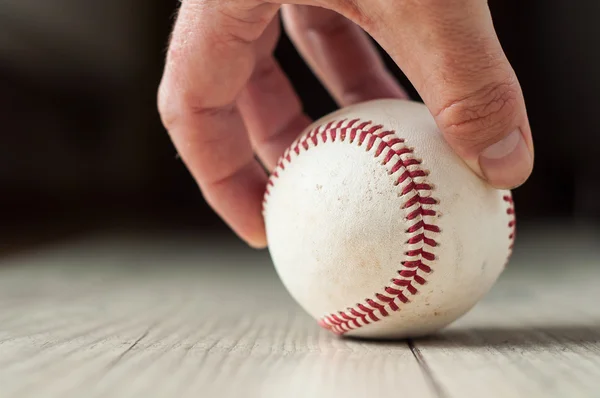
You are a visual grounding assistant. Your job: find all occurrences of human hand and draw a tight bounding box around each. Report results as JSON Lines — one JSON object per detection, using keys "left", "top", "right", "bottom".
{"left": 157, "top": 0, "right": 534, "bottom": 249}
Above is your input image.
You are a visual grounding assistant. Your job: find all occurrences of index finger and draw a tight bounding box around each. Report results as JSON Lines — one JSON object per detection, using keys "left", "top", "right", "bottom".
{"left": 157, "top": 1, "right": 279, "bottom": 248}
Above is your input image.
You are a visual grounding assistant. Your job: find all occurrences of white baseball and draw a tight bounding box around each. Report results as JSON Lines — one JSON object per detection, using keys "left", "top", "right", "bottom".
{"left": 262, "top": 99, "right": 515, "bottom": 339}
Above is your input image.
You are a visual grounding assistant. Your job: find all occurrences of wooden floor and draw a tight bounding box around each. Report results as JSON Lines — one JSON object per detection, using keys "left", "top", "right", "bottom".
{"left": 0, "top": 225, "right": 599, "bottom": 398}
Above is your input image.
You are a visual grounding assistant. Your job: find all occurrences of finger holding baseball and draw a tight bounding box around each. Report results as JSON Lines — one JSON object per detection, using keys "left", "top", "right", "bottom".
{"left": 158, "top": 1, "right": 286, "bottom": 249}
{"left": 346, "top": 0, "right": 535, "bottom": 189}
{"left": 280, "top": 5, "right": 408, "bottom": 106}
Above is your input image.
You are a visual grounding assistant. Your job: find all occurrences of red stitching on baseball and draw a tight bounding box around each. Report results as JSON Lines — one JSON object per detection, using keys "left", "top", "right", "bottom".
{"left": 263, "top": 119, "right": 514, "bottom": 336}
{"left": 263, "top": 119, "right": 440, "bottom": 335}
{"left": 503, "top": 195, "right": 516, "bottom": 259}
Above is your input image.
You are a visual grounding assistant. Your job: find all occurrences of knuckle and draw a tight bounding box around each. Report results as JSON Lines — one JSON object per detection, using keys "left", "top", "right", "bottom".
{"left": 157, "top": 47, "right": 249, "bottom": 133}
{"left": 157, "top": 76, "right": 235, "bottom": 133}
{"left": 436, "top": 77, "right": 521, "bottom": 148}
{"left": 157, "top": 82, "right": 179, "bottom": 131}
{"left": 216, "top": 5, "right": 276, "bottom": 45}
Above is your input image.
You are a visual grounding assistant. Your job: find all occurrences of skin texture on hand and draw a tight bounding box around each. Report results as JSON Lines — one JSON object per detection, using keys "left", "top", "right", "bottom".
{"left": 157, "top": 0, "right": 535, "bottom": 249}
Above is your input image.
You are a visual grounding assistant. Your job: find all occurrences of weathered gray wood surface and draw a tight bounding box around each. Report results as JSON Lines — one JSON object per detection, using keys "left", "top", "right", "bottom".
{"left": 0, "top": 226, "right": 599, "bottom": 398}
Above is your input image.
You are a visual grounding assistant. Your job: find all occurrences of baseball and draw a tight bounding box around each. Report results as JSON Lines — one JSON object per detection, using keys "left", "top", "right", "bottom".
{"left": 262, "top": 99, "right": 515, "bottom": 339}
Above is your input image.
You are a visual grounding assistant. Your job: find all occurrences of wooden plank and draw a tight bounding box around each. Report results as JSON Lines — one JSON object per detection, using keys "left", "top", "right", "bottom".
{"left": 0, "top": 232, "right": 434, "bottom": 398}
{"left": 412, "top": 225, "right": 600, "bottom": 398}
{"left": 1, "top": 227, "right": 599, "bottom": 397}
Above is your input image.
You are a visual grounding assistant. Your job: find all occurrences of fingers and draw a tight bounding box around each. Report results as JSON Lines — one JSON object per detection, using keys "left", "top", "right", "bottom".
{"left": 281, "top": 5, "right": 407, "bottom": 107}
{"left": 237, "top": 17, "right": 313, "bottom": 171}
{"left": 237, "top": 57, "right": 313, "bottom": 171}
{"left": 360, "top": 0, "right": 534, "bottom": 189}
{"left": 158, "top": 1, "right": 281, "bottom": 248}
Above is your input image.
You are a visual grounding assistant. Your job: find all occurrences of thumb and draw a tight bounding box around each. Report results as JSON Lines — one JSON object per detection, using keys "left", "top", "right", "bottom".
{"left": 363, "top": 0, "right": 534, "bottom": 189}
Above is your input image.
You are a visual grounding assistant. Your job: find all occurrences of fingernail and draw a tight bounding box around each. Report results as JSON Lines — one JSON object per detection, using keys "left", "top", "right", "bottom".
{"left": 247, "top": 236, "right": 268, "bottom": 250}
{"left": 248, "top": 241, "right": 267, "bottom": 250}
{"left": 479, "top": 129, "right": 533, "bottom": 188}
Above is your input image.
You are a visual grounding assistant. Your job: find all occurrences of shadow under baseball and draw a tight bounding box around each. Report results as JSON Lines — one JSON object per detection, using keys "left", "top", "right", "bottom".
{"left": 343, "top": 323, "right": 600, "bottom": 349}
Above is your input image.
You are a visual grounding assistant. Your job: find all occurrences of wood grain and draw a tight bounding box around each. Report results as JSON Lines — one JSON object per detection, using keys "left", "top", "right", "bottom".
{"left": 412, "top": 225, "right": 600, "bottom": 398}
{"left": 0, "top": 226, "right": 598, "bottom": 398}
{"left": 0, "top": 232, "right": 432, "bottom": 398}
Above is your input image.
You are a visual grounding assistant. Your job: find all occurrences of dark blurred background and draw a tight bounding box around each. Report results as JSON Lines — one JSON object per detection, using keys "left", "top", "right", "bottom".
{"left": 1, "top": 1, "right": 599, "bottom": 250}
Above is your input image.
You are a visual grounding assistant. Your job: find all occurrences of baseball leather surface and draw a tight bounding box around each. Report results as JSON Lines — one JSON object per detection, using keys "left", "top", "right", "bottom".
{"left": 262, "top": 99, "right": 515, "bottom": 339}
